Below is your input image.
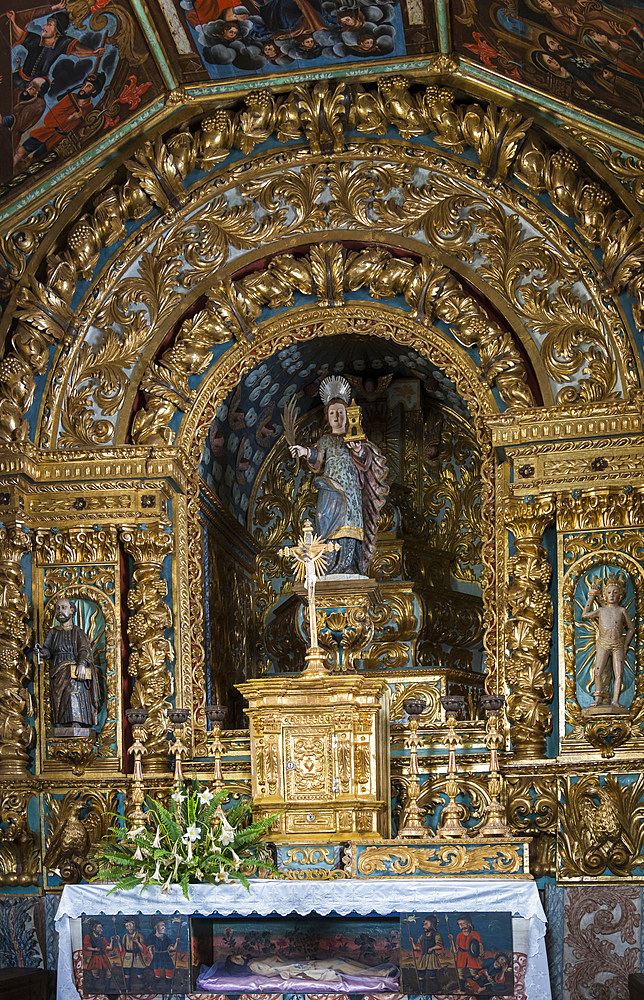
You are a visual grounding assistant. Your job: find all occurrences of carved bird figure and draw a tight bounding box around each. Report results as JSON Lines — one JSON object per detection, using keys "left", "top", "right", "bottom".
{"left": 578, "top": 778, "right": 631, "bottom": 860}
{"left": 43, "top": 799, "right": 90, "bottom": 874}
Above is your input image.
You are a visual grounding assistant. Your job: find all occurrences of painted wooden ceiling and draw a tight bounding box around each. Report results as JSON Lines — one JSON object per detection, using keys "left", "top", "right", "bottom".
{"left": 2, "top": 0, "right": 644, "bottom": 215}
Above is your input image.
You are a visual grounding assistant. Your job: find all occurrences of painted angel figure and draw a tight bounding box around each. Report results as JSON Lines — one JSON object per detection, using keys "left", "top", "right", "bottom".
{"left": 285, "top": 375, "right": 388, "bottom": 575}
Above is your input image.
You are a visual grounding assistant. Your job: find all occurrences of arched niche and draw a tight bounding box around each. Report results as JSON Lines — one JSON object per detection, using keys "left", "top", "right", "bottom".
{"left": 178, "top": 301, "right": 504, "bottom": 753}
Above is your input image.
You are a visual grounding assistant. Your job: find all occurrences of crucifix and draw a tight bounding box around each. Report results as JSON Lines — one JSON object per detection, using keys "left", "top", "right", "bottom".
{"left": 279, "top": 519, "right": 339, "bottom": 674}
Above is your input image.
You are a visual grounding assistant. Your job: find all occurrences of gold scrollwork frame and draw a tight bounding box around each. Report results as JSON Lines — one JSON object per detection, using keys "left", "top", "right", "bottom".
{"left": 38, "top": 579, "right": 121, "bottom": 773}
{"left": 560, "top": 548, "right": 644, "bottom": 748}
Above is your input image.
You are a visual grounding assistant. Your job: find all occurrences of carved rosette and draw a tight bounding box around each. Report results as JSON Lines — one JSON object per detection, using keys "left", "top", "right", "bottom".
{"left": 0, "top": 524, "right": 33, "bottom": 777}
{"left": 504, "top": 496, "right": 555, "bottom": 758}
{"left": 120, "top": 524, "right": 174, "bottom": 770}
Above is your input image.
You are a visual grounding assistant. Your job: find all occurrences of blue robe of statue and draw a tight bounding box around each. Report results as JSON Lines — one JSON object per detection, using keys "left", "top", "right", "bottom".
{"left": 307, "top": 432, "right": 388, "bottom": 574}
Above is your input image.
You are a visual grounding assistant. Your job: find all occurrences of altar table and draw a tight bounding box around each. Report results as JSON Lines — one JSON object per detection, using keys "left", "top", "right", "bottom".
{"left": 56, "top": 878, "right": 551, "bottom": 1000}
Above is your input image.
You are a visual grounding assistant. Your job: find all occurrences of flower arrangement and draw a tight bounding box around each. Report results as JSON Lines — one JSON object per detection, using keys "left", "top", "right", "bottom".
{"left": 95, "top": 780, "right": 278, "bottom": 899}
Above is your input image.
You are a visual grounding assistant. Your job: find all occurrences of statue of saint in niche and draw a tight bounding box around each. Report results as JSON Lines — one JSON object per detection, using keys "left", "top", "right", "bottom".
{"left": 37, "top": 596, "right": 101, "bottom": 735}
{"left": 287, "top": 376, "right": 388, "bottom": 575}
{"left": 581, "top": 572, "right": 635, "bottom": 713}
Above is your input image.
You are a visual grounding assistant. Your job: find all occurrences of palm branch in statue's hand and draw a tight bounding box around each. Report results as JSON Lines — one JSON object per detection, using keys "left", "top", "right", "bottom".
{"left": 282, "top": 396, "right": 305, "bottom": 464}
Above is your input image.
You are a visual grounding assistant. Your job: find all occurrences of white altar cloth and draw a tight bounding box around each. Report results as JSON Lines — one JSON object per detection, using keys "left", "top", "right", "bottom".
{"left": 56, "top": 878, "right": 550, "bottom": 1000}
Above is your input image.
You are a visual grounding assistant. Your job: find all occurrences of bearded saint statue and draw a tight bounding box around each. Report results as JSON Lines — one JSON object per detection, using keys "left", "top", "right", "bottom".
{"left": 288, "top": 376, "right": 388, "bottom": 575}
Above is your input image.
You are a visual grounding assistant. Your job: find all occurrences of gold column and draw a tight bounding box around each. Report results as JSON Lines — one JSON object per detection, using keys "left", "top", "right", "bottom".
{"left": 505, "top": 496, "right": 555, "bottom": 758}
{"left": 0, "top": 523, "right": 33, "bottom": 777}
{"left": 120, "top": 524, "right": 174, "bottom": 772}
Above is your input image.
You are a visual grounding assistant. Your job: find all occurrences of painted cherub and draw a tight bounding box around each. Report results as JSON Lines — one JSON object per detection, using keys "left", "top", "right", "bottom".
{"left": 581, "top": 572, "right": 635, "bottom": 710}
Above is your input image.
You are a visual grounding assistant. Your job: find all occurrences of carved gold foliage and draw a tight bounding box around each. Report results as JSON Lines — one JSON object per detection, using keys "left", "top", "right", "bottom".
{"left": 125, "top": 136, "right": 188, "bottom": 212}
{"left": 41, "top": 125, "right": 632, "bottom": 446}
{"left": 120, "top": 524, "right": 174, "bottom": 765}
{"left": 506, "top": 776, "right": 557, "bottom": 877}
{"left": 60, "top": 249, "right": 184, "bottom": 447}
{"left": 355, "top": 844, "right": 522, "bottom": 876}
{"left": 282, "top": 846, "right": 336, "bottom": 865}
{"left": 505, "top": 497, "right": 555, "bottom": 757}
{"left": 559, "top": 774, "right": 644, "bottom": 879}
{"left": 0, "top": 789, "right": 39, "bottom": 886}
{"left": 0, "top": 525, "right": 33, "bottom": 778}
{"left": 252, "top": 453, "right": 317, "bottom": 629}
{"left": 389, "top": 682, "right": 440, "bottom": 722}
{"left": 0, "top": 182, "right": 89, "bottom": 292}
{"left": 277, "top": 82, "right": 348, "bottom": 154}
{"left": 467, "top": 202, "right": 616, "bottom": 401}
{"left": 506, "top": 776, "right": 558, "bottom": 833}
{"left": 223, "top": 245, "right": 532, "bottom": 415}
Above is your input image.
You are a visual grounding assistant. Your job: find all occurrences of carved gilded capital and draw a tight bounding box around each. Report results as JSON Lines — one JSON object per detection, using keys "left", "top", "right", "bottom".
{"left": 35, "top": 526, "right": 119, "bottom": 565}
{"left": 557, "top": 489, "right": 644, "bottom": 531}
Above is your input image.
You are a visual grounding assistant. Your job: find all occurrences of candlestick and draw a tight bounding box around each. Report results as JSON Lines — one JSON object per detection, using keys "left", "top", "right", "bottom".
{"left": 125, "top": 707, "right": 149, "bottom": 831}
{"left": 397, "top": 696, "right": 429, "bottom": 839}
{"left": 436, "top": 695, "right": 468, "bottom": 839}
{"left": 205, "top": 704, "right": 227, "bottom": 794}
{"left": 478, "top": 694, "right": 511, "bottom": 837}
{"left": 168, "top": 708, "right": 190, "bottom": 794}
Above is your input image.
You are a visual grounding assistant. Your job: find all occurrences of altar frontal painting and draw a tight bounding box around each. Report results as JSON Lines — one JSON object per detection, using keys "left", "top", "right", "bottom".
{"left": 81, "top": 913, "right": 190, "bottom": 995}
{"left": 197, "top": 915, "right": 400, "bottom": 993}
{"left": 400, "top": 911, "right": 514, "bottom": 996}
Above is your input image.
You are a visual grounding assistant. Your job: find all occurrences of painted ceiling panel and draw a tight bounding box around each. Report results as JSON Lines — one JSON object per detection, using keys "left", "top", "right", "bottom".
{"left": 0, "top": 0, "right": 165, "bottom": 201}
{"left": 148, "top": 0, "right": 437, "bottom": 81}
{"left": 2, "top": 0, "right": 644, "bottom": 214}
{"left": 451, "top": 1, "right": 644, "bottom": 135}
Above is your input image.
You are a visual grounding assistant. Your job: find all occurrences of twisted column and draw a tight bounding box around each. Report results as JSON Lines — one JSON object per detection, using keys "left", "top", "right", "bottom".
{"left": 0, "top": 523, "right": 33, "bottom": 777}
{"left": 121, "top": 524, "right": 174, "bottom": 772}
{"left": 505, "top": 497, "right": 555, "bottom": 758}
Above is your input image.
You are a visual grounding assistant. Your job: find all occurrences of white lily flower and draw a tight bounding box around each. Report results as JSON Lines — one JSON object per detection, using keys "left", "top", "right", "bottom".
{"left": 133, "top": 845, "right": 143, "bottom": 861}
{"left": 186, "top": 839, "right": 193, "bottom": 861}
{"left": 230, "top": 848, "right": 241, "bottom": 866}
{"left": 161, "top": 876, "right": 172, "bottom": 893}
{"left": 135, "top": 868, "right": 147, "bottom": 879}
{"left": 151, "top": 827, "right": 162, "bottom": 849}
{"left": 183, "top": 824, "right": 201, "bottom": 843}
{"left": 195, "top": 868, "right": 204, "bottom": 880}
{"left": 197, "top": 788, "right": 214, "bottom": 806}
{"left": 152, "top": 859, "right": 162, "bottom": 881}
{"left": 171, "top": 791, "right": 186, "bottom": 804}
{"left": 219, "top": 814, "right": 235, "bottom": 846}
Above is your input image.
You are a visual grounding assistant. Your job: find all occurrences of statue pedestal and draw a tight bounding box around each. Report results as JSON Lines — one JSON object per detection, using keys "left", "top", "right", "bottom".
{"left": 296, "top": 576, "right": 380, "bottom": 672}
{"left": 238, "top": 672, "right": 390, "bottom": 841}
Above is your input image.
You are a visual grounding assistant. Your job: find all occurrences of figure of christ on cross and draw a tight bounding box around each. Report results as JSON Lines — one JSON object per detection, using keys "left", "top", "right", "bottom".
{"left": 279, "top": 519, "right": 339, "bottom": 657}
